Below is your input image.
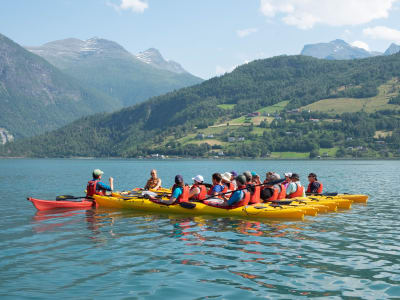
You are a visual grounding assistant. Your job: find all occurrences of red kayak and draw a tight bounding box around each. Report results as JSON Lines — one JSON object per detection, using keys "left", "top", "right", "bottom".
{"left": 27, "top": 197, "right": 94, "bottom": 211}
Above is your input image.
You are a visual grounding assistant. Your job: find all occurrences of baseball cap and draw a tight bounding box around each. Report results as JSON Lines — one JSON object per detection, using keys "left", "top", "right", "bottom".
{"left": 175, "top": 175, "right": 183, "bottom": 184}
{"left": 230, "top": 171, "right": 238, "bottom": 177}
{"left": 290, "top": 173, "right": 300, "bottom": 180}
{"left": 284, "top": 172, "right": 292, "bottom": 177}
{"left": 93, "top": 169, "right": 104, "bottom": 177}
{"left": 192, "top": 175, "right": 204, "bottom": 183}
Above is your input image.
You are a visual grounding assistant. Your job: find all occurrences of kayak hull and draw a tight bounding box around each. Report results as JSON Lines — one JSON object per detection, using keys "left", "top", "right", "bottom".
{"left": 28, "top": 197, "right": 94, "bottom": 211}
{"left": 337, "top": 194, "right": 368, "bottom": 203}
{"left": 94, "top": 195, "right": 305, "bottom": 220}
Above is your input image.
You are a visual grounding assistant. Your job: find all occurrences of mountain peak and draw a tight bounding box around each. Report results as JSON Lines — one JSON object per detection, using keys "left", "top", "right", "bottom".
{"left": 135, "top": 48, "right": 188, "bottom": 74}
{"left": 301, "top": 39, "right": 372, "bottom": 60}
{"left": 384, "top": 43, "right": 400, "bottom": 56}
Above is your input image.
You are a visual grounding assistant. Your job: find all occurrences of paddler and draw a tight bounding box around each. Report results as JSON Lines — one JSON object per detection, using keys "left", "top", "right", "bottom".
{"left": 144, "top": 169, "right": 162, "bottom": 190}
{"left": 306, "top": 173, "right": 323, "bottom": 194}
{"left": 207, "top": 173, "right": 224, "bottom": 196}
{"left": 286, "top": 173, "right": 305, "bottom": 198}
{"left": 204, "top": 175, "right": 249, "bottom": 207}
{"left": 189, "top": 175, "right": 207, "bottom": 201}
{"left": 158, "top": 175, "right": 189, "bottom": 205}
{"left": 86, "top": 169, "right": 114, "bottom": 197}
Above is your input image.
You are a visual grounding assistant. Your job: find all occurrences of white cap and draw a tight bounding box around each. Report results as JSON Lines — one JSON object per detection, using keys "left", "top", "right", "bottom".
{"left": 284, "top": 172, "right": 292, "bottom": 177}
{"left": 221, "top": 172, "right": 231, "bottom": 183}
{"left": 192, "top": 175, "right": 204, "bottom": 183}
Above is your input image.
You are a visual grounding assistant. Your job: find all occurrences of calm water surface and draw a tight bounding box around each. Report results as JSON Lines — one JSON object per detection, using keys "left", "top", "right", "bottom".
{"left": 0, "top": 159, "right": 399, "bottom": 299}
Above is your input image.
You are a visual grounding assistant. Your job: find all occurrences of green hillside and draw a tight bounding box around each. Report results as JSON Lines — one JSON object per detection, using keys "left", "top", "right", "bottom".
{"left": 2, "top": 53, "right": 400, "bottom": 158}
{"left": 0, "top": 33, "right": 119, "bottom": 139}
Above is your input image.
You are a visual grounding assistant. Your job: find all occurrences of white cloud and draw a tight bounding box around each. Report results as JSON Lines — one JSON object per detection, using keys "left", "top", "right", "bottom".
{"left": 260, "top": 0, "right": 398, "bottom": 29}
{"left": 236, "top": 28, "right": 259, "bottom": 38}
{"left": 363, "top": 26, "right": 400, "bottom": 43}
{"left": 351, "top": 41, "right": 370, "bottom": 51}
{"left": 108, "top": 0, "right": 148, "bottom": 13}
{"left": 215, "top": 65, "right": 237, "bottom": 76}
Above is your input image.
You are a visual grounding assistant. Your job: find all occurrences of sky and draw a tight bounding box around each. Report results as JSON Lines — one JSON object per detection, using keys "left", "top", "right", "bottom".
{"left": 1, "top": 0, "right": 400, "bottom": 79}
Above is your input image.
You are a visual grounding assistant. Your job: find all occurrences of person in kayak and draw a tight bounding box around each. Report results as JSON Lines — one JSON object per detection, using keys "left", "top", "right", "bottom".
{"left": 306, "top": 173, "right": 323, "bottom": 194}
{"left": 86, "top": 169, "right": 114, "bottom": 197}
{"left": 204, "top": 175, "right": 249, "bottom": 207}
{"left": 158, "top": 175, "right": 189, "bottom": 205}
{"left": 230, "top": 171, "right": 238, "bottom": 190}
{"left": 261, "top": 173, "right": 286, "bottom": 202}
{"left": 283, "top": 172, "right": 292, "bottom": 188}
{"left": 207, "top": 173, "right": 224, "bottom": 197}
{"left": 286, "top": 173, "right": 305, "bottom": 198}
{"left": 189, "top": 175, "right": 207, "bottom": 201}
{"left": 251, "top": 172, "right": 261, "bottom": 185}
{"left": 144, "top": 169, "right": 162, "bottom": 190}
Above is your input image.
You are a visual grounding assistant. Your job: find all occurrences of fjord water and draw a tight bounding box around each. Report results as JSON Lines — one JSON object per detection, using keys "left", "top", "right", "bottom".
{"left": 1, "top": 159, "right": 399, "bottom": 299}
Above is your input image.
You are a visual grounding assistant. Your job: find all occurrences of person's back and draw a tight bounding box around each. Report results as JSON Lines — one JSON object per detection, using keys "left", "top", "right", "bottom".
{"left": 86, "top": 169, "right": 113, "bottom": 197}
{"left": 286, "top": 173, "right": 305, "bottom": 198}
{"left": 208, "top": 173, "right": 224, "bottom": 197}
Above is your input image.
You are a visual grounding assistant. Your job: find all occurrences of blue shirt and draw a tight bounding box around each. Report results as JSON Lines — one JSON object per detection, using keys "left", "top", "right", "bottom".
{"left": 93, "top": 179, "right": 112, "bottom": 192}
{"left": 227, "top": 190, "right": 244, "bottom": 206}
{"left": 212, "top": 184, "right": 224, "bottom": 194}
{"left": 171, "top": 187, "right": 183, "bottom": 199}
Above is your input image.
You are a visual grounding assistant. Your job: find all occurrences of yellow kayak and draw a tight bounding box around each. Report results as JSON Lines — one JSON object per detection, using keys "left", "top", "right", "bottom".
{"left": 336, "top": 194, "right": 368, "bottom": 203}
{"left": 94, "top": 195, "right": 305, "bottom": 220}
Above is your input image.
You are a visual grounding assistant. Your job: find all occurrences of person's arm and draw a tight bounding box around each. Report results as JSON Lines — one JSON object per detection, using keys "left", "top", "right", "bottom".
{"left": 154, "top": 178, "right": 162, "bottom": 190}
{"left": 159, "top": 187, "right": 181, "bottom": 204}
{"left": 98, "top": 181, "right": 112, "bottom": 191}
{"left": 189, "top": 186, "right": 200, "bottom": 199}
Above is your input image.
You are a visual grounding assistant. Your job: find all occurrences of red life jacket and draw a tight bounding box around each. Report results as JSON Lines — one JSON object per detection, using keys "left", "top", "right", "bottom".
{"left": 277, "top": 184, "right": 286, "bottom": 199}
{"left": 86, "top": 179, "right": 105, "bottom": 197}
{"left": 222, "top": 184, "right": 228, "bottom": 193}
{"left": 249, "top": 185, "right": 261, "bottom": 204}
{"left": 267, "top": 186, "right": 279, "bottom": 201}
{"left": 229, "top": 182, "right": 235, "bottom": 190}
{"left": 177, "top": 185, "right": 190, "bottom": 203}
{"left": 190, "top": 184, "right": 207, "bottom": 201}
{"left": 231, "top": 188, "right": 250, "bottom": 208}
{"left": 306, "top": 181, "right": 323, "bottom": 194}
{"left": 288, "top": 183, "right": 304, "bottom": 198}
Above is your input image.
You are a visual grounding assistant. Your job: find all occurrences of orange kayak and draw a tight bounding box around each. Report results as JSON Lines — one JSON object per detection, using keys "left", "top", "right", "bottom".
{"left": 27, "top": 197, "right": 94, "bottom": 211}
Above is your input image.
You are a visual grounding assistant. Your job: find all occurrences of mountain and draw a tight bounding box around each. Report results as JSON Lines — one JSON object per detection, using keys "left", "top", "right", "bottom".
{"left": 0, "top": 33, "right": 119, "bottom": 141}
{"left": 135, "top": 48, "right": 188, "bottom": 74}
{"left": 3, "top": 53, "right": 400, "bottom": 158}
{"left": 384, "top": 43, "right": 400, "bottom": 56}
{"left": 26, "top": 38, "right": 203, "bottom": 107}
{"left": 301, "top": 39, "right": 378, "bottom": 60}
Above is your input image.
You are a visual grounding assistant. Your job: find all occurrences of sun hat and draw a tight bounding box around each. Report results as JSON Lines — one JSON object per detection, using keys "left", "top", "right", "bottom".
{"left": 175, "top": 175, "right": 184, "bottom": 184}
{"left": 243, "top": 171, "right": 252, "bottom": 181}
{"left": 192, "top": 175, "right": 204, "bottom": 183}
{"left": 221, "top": 172, "right": 231, "bottom": 183}
{"left": 270, "top": 172, "right": 281, "bottom": 181}
{"left": 93, "top": 169, "right": 104, "bottom": 177}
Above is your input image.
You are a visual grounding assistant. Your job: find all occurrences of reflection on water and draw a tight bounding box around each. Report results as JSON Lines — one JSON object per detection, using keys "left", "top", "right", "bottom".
{"left": 1, "top": 159, "right": 400, "bottom": 299}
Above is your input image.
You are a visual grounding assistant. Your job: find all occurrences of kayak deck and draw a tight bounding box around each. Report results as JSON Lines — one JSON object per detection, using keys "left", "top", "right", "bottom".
{"left": 28, "top": 197, "right": 94, "bottom": 211}
{"left": 94, "top": 195, "right": 305, "bottom": 220}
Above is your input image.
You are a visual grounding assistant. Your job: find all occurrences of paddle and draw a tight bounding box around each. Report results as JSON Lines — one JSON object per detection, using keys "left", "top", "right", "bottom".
{"left": 306, "top": 192, "right": 338, "bottom": 197}
{"left": 203, "top": 178, "right": 285, "bottom": 201}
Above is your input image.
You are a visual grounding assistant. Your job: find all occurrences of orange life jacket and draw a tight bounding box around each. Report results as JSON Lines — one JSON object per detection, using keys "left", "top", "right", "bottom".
{"left": 229, "top": 182, "right": 235, "bottom": 190}
{"left": 288, "top": 183, "right": 304, "bottom": 198}
{"left": 190, "top": 184, "right": 207, "bottom": 201}
{"left": 86, "top": 179, "right": 105, "bottom": 197}
{"left": 249, "top": 185, "right": 261, "bottom": 204}
{"left": 307, "top": 181, "right": 323, "bottom": 194}
{"left": 222, "top": 184, "right": 228, "bottom": 193}
{"left": 177, "top": 185, "right": 190, "bottom": 203}
{"left": 277, "top": 184, "right": 286, "bottom": 199}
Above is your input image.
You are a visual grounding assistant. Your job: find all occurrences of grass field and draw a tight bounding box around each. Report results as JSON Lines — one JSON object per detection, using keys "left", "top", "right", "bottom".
{"left": 302, "top": 78, "right": 400, "bottom": 114}
{"left": 256, "top": 100, "right": 290, "bottom": 114}
{"left": 217, "top": 104, "right": 236, "bottom": 110}
{"left": 270, "top": 152, "right": 309, "bottom": 159}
